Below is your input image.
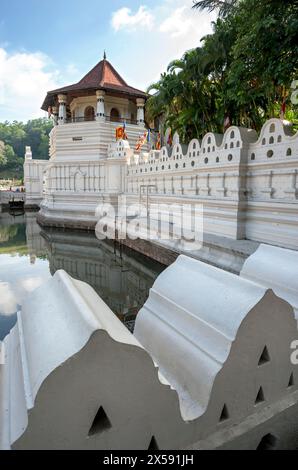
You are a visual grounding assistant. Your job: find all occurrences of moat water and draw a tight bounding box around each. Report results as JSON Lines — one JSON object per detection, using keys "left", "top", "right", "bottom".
{"left": 0, "top": 211, "right": 165, "bottom": 340}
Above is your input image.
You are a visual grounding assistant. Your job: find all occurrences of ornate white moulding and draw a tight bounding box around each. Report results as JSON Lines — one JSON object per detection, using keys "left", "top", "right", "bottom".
{"left": 0, "top": 246, "right": 298, "bottom": 450}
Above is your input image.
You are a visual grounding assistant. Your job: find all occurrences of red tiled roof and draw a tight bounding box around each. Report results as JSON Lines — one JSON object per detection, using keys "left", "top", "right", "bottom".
{"left": 80, "top": 59, "right": 127, "bottom": 87}
{"left": 41, "top": 59, "right": 147, "bottom": 110}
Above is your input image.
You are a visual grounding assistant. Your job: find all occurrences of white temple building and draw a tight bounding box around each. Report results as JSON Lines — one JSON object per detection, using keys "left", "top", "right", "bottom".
{"left": 6, "top": 54, "right": 298, "bottom": 451}
{"left": 37, "top": 55, "right": 148, "bottom": 228}
{"left": 22, "top": 55, "right": 298, "bottom": 270}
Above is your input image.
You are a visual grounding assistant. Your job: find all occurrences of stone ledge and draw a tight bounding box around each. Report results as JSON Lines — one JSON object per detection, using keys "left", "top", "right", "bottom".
{"left": 37, "top": 211, "right": 259, "bottom": 273}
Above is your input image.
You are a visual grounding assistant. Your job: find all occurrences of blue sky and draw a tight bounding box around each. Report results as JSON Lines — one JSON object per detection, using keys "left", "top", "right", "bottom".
{"left": 0, "top": 0, "right": 215, "bottom": 122}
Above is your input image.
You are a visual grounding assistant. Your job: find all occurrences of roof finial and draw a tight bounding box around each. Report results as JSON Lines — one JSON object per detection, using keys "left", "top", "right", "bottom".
{"left": 103, "top": 50, "right": 107, "bottom": 60}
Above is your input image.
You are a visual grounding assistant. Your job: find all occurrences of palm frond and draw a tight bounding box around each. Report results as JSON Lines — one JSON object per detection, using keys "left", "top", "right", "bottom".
{"left": 192, "top": 0, "right": 237, "bottom": 17}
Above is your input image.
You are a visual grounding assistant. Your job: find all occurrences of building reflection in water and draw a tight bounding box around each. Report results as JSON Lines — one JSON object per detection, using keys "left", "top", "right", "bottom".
{"left": 0, "top": 212, "right": 164, "bottom": 335}
{"left": 39, "top": 225, "right": 164, "bottom": 332}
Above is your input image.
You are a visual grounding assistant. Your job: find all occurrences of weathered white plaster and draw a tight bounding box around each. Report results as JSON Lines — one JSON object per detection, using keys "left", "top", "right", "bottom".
{"left": 1, "top": 254, "right": 298, "bottom": 450}
{"left": 0, "top": 270, "right": 180, "bottom": 449}
{"left": 134, "top": 255, "right": 298, "bottom": 421}
{"left": 240, "top": 243, "right": 298, "bottom": 318}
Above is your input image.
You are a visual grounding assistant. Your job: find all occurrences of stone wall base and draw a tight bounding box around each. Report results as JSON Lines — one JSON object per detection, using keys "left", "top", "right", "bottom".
{"left": 37, "top": 211, "right": 259, "bottom": 273}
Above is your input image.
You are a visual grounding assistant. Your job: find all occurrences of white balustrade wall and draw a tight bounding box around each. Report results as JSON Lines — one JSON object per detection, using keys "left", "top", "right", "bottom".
{"left": 24, "top": 146, "right": 48, "bottom": 208}
{"left": 126, "top": 119, "right": 298, "bottom": 248}
{"left": 26, "top": 118, "right": 298, "bottom": 250}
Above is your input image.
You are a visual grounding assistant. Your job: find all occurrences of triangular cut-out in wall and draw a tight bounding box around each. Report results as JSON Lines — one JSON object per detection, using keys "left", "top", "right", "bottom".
{"left": 148, "top": 436, "right": 159, "bottom": 450}
{"left": 258, "top": 346, "right": 270, "bottom": 366}
{"left": 256, "top": 433, "right": 277, "bottom": 450}
{"left": 288, "top": 372, "right": 294, "bottom": 388}
{"left": 255, "top": 387, "right": 265, "bottom": 405}
{"left": 219, "top": 404, "right": 229, "bottom": 422}
{"left": 88, "top": 406, "right": 112, "bottom": 436}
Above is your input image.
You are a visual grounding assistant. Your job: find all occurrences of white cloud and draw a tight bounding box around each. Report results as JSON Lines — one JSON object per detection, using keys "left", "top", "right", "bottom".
{"left": 0, "top": 1, "right": 216, "bottom": 122}
{"left": 65, "top": 63, "right": 79, "bottom": 77}
{"left": 120, "top": 1, "right": 217, "bottom": 91}
{"left": 111, "top": 5, "right": 154, "bottom": 32}
{"left": 160, "top": 6, "right": 197, "bottom": 37}
{"left": 0, "top": 254, "right": 50, "bottom": 316}
{"left": 0, "top": 281, "right": 17, "bottom": 315}
{"left": 0, "top": 48, "right": 60, "bottom": 122}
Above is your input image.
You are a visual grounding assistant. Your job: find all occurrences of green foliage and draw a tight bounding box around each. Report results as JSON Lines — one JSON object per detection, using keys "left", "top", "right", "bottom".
{"left": 0, "top": 118, "right": 52, "bottom": 177}
{"left": 193, "top": 0, "right": 238, "bottom": 18}
{"left": 147, "top": 0, "right": 298, "bottom": 141}
{"left": 0, "top": 141, "right": 7, "bottom": 166}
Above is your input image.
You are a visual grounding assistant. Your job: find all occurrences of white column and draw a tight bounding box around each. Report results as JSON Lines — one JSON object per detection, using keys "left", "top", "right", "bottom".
{"left": 52, "top": 106, "right": 58, "bottom": 126}
{"left": 25, "top": 146, "right": 32, "bottom": 160}
{"left": 136, "top": 98, "right": 145, "bottom": 127}
{"left": 96, "top": 90, "right": 105, "bottom": 121}
{"left": 58, "top": 94, "right": 67, "bottom": 125}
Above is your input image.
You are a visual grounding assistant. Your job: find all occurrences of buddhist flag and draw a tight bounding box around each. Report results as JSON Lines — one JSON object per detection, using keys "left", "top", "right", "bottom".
{"left": 280, "top": 100, "right": 286, "bottom": 120}
{"left": 167, "top": 130, "right": 172, "bottom": 146}
{"left": 224, "top": 114, "right": 231, "bottom": 132}
{"left": 156, "top": 132, "right": 161, "bottom": 150}
{"left": 135, "top": 132, "right": 148, "bottom": 151}
{"left": 123, "top": 122, "right": 128, "bottom": 140}
{"left": 116, "top": 126, "right": 124, "bottom": 140}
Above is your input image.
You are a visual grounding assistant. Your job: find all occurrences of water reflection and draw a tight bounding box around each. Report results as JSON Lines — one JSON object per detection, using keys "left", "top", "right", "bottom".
{"left": 0, "top": 211, "right": 51, "bottom": 339}
{"left": 0, "top": 211, "right": 164, "bottom": 339}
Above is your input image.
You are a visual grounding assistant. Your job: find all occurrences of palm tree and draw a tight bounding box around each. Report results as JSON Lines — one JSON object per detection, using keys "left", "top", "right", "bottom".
{"left": 192, "top": 0, "right": 238, "bottom": 17}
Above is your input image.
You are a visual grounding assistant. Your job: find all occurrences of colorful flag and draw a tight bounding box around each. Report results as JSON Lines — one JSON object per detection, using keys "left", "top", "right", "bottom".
{"left": 156, "top": 132, "right": 161, "bottom": 150}
{"left": 147, "top": 129, "right": 151, "bottom": 143}
{"left": 123, "top": 122, "right": 128, "bottom": 140}
{"left": 224, "top": 114, "right": 231, "bottom": 132}
{"left": 167, "top": 130, "right": 173, "bottom": 146}
{"left": 116, "top": 126, "right": 124, "bottom": 140}
{"left": 280, "top": 100, "right": 286, "bottom": 120}
{"left": 135, "top": 132, "right": 148, "bottom": 151}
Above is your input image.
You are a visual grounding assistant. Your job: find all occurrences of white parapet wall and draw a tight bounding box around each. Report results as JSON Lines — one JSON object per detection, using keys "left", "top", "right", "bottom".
{"left": 1, "top": 251, "right": 298, "bottom": 450}
{"left": 36, "top": 117, "right": 298, "bottom": 251}
{"left": 24, "top": 146, "right": 49, "bottom": 208}
{"left": 134, "top": 255, "right": 298, "bottom": 423}
{"left": 0, "top": 270, "right": 177, "bottom": 450}
{"left": 240, "top": 244, "right": 298, "bottom": 318}
{"left": 126, "top": 119, "right": 298, "bottom": 248}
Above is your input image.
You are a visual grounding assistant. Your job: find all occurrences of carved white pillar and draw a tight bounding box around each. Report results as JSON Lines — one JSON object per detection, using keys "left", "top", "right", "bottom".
{"left": 58, "top": 94, "right": 67, "bottom": 125}
{"left": 25, "top": 146, "right": 32, "bottom": 160}
{"left": 52, "top": 106, "right": 58, "bottom": 126}
{"left": 136, "top": 98, "right": 145, "bottom": 127}
{"left": 96, "top": 90, "right": 105, "bottom": 121}
{"left": 173, "top": 132, "right": 180, "bottom": 145}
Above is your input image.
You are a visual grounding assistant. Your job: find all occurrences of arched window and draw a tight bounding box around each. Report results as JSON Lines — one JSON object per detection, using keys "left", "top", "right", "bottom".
{"left": 110, "top": 108, "right": 120, "bottom": 122}
{"left": 84, "top": 106, "right": 95, "bottom": 121}
{"left": 269, "top": 123, "right": 275, "bottom": 133}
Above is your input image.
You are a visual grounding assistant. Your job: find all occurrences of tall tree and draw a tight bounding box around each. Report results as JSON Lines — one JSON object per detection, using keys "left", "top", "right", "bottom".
{"left": 147, "top": 0, "right": 298, "bottom": 141}
{"left": 0, "top": 118, "right": 52, "bottom": 177}
{"left": 193, "top": 0, "right": 238, "bottom": 17}
{"left": 0, "top": 141, "right": 7, "bottom": 166}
